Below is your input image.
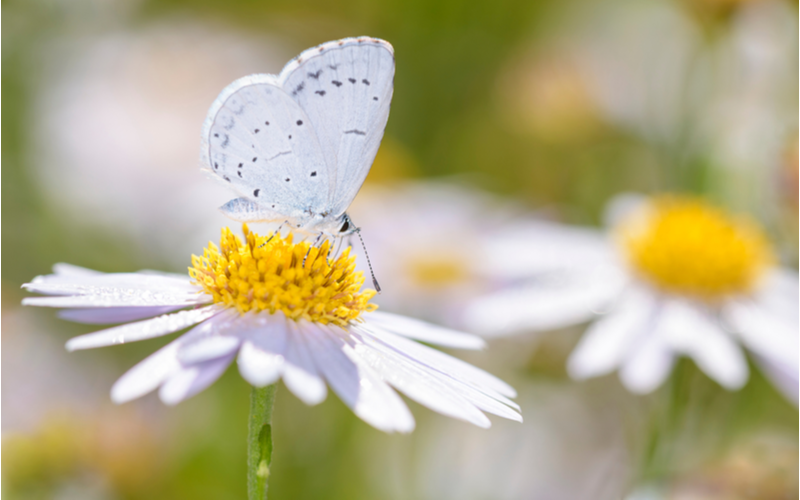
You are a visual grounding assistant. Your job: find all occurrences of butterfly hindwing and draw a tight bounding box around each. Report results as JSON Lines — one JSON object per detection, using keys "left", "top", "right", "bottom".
{"left": 280, "top": 37, "right": 395, "bottom": 216}
{"left": 201, "top": 75, "right": 329, "bottom": 216}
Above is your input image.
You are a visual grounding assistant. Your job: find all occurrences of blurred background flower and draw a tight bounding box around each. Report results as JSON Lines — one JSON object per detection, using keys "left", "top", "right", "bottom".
{"left": 4, "top": 0, "right": 797, "bottom": 498}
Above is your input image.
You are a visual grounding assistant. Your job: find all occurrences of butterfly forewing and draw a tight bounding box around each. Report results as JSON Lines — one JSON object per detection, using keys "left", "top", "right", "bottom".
{"left": 280, "top": 38, "right": 395, "bottom": 216}
{"left": 200, "top": 38, "right": 394, "bottom": 230}
{"left": 202, "top": 75, "right": 329, "bottom": 215}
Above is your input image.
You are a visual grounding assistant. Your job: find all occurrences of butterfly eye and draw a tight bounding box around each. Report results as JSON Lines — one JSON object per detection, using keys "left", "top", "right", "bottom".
{"left": 339, "top": 219, "right": 350, "bottom": 233}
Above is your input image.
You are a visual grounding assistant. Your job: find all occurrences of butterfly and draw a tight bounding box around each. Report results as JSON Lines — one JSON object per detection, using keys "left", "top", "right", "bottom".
{"left": 200, "top": 37, "right": 394, "bottom": 239}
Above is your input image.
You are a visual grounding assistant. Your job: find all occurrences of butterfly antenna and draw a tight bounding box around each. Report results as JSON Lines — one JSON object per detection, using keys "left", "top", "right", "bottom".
{"left": 355, "top": 228, "right": 381, "bottom": 293}
{"left": 259, "top": 221, "right": 288, "bottom": 249}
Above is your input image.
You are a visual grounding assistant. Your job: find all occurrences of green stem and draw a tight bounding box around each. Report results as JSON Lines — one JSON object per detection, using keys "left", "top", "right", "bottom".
{"left": 248, "top": 384, "right": 277, "bottom": 500}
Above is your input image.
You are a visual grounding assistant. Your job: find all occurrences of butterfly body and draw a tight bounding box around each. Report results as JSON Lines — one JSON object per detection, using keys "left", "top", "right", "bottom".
{"left": 200, "top": 37, "right": 394, "bottom": 237}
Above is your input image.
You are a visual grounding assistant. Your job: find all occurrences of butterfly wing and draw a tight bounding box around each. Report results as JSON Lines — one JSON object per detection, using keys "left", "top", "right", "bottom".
{"left": 200, "top": 75, "right": 330, "bottom": 219}
{"left": 278, "top": 37, "right": 395, "bottom": 217}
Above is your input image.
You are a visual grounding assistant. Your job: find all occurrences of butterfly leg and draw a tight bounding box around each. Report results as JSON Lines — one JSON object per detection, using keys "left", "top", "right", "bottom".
{"left": 302, "top": 231, "right": 326, "bottom": 266}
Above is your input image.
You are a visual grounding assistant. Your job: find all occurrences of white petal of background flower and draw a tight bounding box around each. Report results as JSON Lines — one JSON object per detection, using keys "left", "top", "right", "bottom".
{"left": 568, "top": 287, "right": 656, "bottom": 380}
{"left": 482, "top": 221, "right": 613, "bottom": 278}
{"left": 619, "top": 319, "right": 676, "bottom": 394}
{"left": 657, "top": 300, "right": 749, "bottom": 390}
{"left": 466, "top": 263, "right": 627, "bottom": 337}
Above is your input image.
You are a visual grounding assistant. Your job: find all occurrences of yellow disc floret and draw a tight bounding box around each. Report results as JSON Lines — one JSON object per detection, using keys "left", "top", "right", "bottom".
{"left": 618, "top": 196, "right": 773, "bottom": 299}
{"left": 189, "top": 225, "right": 377, "bottom": 325}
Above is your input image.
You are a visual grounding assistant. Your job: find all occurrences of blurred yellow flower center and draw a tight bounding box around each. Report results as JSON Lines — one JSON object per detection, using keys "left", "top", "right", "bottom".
{"left": 189, "top": 225, "right": 377, "bottom": 325}
{"left": 406, "top": 252, "right": 470, "bottom": 288}
{"left": 619, "top": 196, "right": 773, "bottom": 299}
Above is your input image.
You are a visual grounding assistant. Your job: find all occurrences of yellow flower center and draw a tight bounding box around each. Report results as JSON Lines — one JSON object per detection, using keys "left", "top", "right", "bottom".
{"left": 189, "top": 225, "right": 377, "bottom": 325}
{"left": 618, "top": 196, "right": 773, "bottom": 299}
{"left": 406, "top": 252, "right": 470, "bottom": 289}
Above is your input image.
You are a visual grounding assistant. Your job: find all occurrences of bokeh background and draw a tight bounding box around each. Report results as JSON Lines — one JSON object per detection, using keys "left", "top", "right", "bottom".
{"left": 3, "top": 0, "right": 798, "bottom": 498}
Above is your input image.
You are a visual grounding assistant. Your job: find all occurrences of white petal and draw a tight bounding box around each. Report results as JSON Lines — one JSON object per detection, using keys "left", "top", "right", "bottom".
{"left": 567, "top": 288, "right": 655, "bottom": 380}
{"left": 178, "top": 334, "right": 241, "bottom": 365}
{"left": 22, "top": 290, "right": 207, "bottom": 308}
{"left": 619, "top": 331, "right": 675, "bottom": 394}
{"left": 281, "top": 321, "right": 327, "bottom": 405}
{"left": 753, "top": 268, "right": 800, "bottom": 323}
{"left": 66, "top": 306, "right": 220, "bottom": 351}
{"left": 24, "top": 271, "right": 196, "bottom": 294}
{"left": 349, "top": 330, "right": 491, "bottom": 427}
{"left": 52, "top": 263, "right": 103, "bottom": 277}
{"left": 236, "top": 315, "right": 288, "bottom": 387}
{"left": 353, "top": 325, "right": 522, "bottom": 426}
{"left": 465, "top": 264, "right": 627, "bottom": 337}
{"left": 111, "top": 341, "right": 182, "bottom": 403}
{"left": 482, "top": 222, "right": 612, "bottom": 278}
{"left": 159, "top": 354, "right": 236, "bottom": 405}
{"left": 238, "top": 341, "right": 285, "bottom": 387}
{"left": 360, "top": 321, "right": 520, "bottom": 404}
{"left": 306, "top": 324, "right": 415, "bottom": 433}
{"left": 724, "top": 299, "right": 799, "bottom": 368}
{"left": 59, "top": 305, "right": 185, "bottom": 324}
{"left": 364, "top": 311, "right": 486, "bottom": 350}
{"left": 659, "top": 300, "right": 748, "bottom": 390}
{"left": 109, "top": 313, "right": 230, "bottom": 403}
{"left": 752, "top": 353, "right": 799, "bottom": 405}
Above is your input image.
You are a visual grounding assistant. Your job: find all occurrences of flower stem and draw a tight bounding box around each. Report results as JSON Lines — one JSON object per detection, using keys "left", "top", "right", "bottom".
{"left": 248, "top": 384, "right": 277, "bottom": 500}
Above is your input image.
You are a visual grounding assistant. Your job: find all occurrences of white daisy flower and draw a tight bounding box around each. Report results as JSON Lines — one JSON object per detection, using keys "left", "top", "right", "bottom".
{"left": 23, "top": 226, "right": 521, "bottom": 433}
{"left": 466, "top": 195, "right": 798, "bottom": 402}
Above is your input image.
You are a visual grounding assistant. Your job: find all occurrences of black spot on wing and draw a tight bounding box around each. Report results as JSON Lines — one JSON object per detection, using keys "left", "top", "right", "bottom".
{"left": 328, "top": 64, "right": 338, "bottom": 70}
{"left": 348, "top": 78, "right": 356, "bottom": 84}
{"left": 223, "top": 116, "right": 236, "bottom": 130}
{"left": 238, "top": 163, "right": 243, "bottom": 168}
{"left": 254, "top": 189, "right": 260, "bottom": 197}
{"left": 223, "top": 175, "right": 231, "bottom": 182}
{"left": 308, "top": 70, "right": 322, "bottom": 79}
{"left": 373, "top": 96, "right": 378, "bottom": 101}
{"left": 254, "top": 128, "right": 260, "bottom": 133}
{"left": 265, "top": 121, "right": 270, "bottom": 126}
{"left": 252, "top": 157, "right": 257, "bottom": 162}
{"left": 291, "top": 82, "right": 305, "bottom": 96}
{"left": 344, "top": 129, "right": 366, "bottom": 136}
{"left": 237, "top": 171, "right": 242, "bottom": 178}
{"left": 362, "top": 79, "right": 370, "bottom": 85}
{"left": 285, "top": 178, "right": 290, "bottom": 182}
{"left": 310, "top": 171, "right": 317, "bottom": 177}
{"left": 315, "top": 90, "right": 326, "bottom": 96}
{"left": 296, "top": 120, "right": 303, "bottom": 126}
{"left": 332, "top": 80, "right": 342, "bottom": 87}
